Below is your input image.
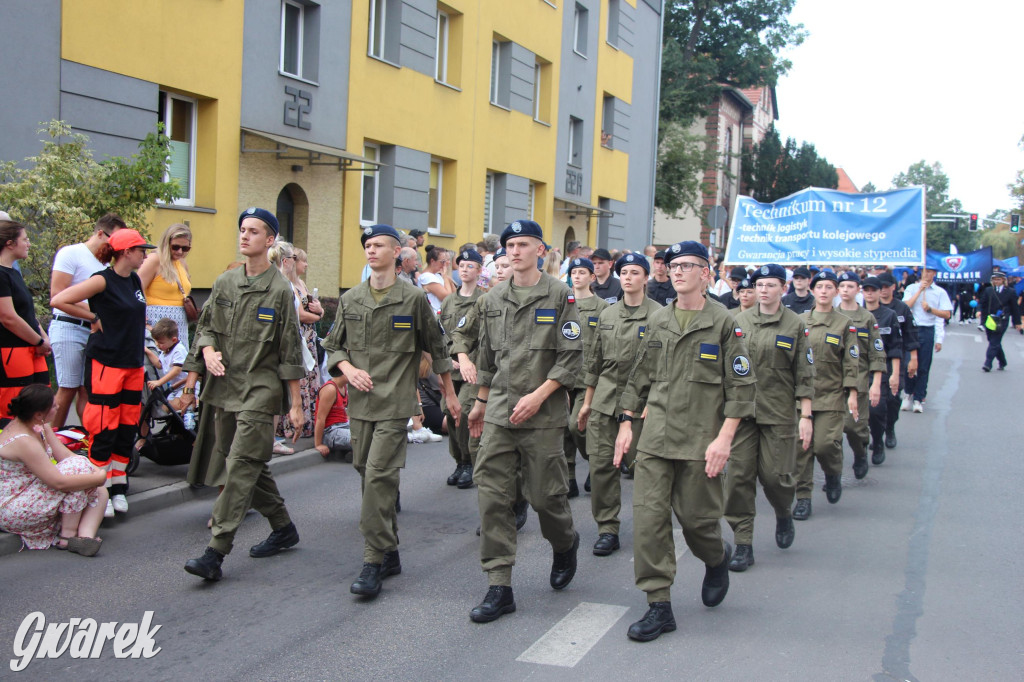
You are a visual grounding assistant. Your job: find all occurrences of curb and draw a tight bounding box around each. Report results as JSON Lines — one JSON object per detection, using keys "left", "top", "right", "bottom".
{"left": 1, "top": 447, "right": 349, "bottom": 558}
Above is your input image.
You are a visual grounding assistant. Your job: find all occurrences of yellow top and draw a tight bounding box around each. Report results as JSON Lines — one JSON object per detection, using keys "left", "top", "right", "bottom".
{"left": 145, "top": 259, "right": 191, "bottom": 306}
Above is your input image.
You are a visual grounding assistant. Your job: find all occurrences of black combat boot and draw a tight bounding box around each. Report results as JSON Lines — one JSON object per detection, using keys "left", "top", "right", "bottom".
{"left": 380, "top": 550, "right": 402, "bottom": 579}
{"left": 626, "top": 602, "right": 676, "bottom": 642}
{"left": 249, "top": 522, "right": 299, "bottom": 558}
{"left": 593, "top": 533, "right": 620, "bottom": 556}
{"left": 824, "top": 475, "right": 842, "bottom": 504}
{"left": 550, "top": 532, "right": 580, "bottom": 590}
{"left": 852, "top": 454, "right": 869, "bottom": 480}
{"left": 701, "top": 542, "right": 732, "bottom": 607}
{"left": 513, "top": 499, "right": 528, "bottom": 531}
{"left": 775, "top": 516, "right": 795, "bottom": 549}
{"left": 567, "top": 478, "right": 579, "bottom": 498}
{"left": 728, "top": 544, "right": 753, "bottom": 572}
{"left": 793, "top": 498, "right": 812, "bottom": 520}
{"left": 185, "top": 547, "right": 224, "bottom": 581}
{"left": 456, "top": 465, "right": 474, "bottom": 489}
{"left": 446, "top": 464, "right": 463, "bottom": 486}
{"left": 469, "top": 586, "right": 516, "bottom": 623}
{"left": 350, "top": 563, "right": 383, "bottom": 597}
{"left": 871, "top": 444, "right": 886, "bottom": 465}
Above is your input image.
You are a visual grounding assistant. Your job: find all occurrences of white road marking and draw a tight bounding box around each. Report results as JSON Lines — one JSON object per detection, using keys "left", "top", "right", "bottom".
{"left": 975, "top": 335, "right": 982, "bottom": 343}
{"left": 631, "top": 527, "right": 688, "bottom": 562}
{"left": 516, "top": 602, "right": 630, "bottom": 668}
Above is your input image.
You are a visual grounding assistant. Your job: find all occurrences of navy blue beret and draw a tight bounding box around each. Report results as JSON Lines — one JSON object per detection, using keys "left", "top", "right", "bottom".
{"left": 751, "top": 263, "right": 787, "bottom": 283}
{"left": 494, "top": 247, "right": 506, "bottom": 259}
{"left": 737, "top": 277, "right": 754, "bottom": 290}
{"left": 360, "top": 224, "right": 402, "bottom": 246}
{"left": 838, "top": 271, "right": 861, "bottom": 285}
{"left": 665, "top": 240, "right": 709, "bottom": 263}
{"left": 568, "top": 257, "right": 594, "bottom": 274}
{"left": 239, "top": 207, "right": 280, "bottom": 236}
{"left": 811, "top": 270, "right": 839, "bottom": 287}
{"left": 499, "top": 219, "right": 545, "bottom": 246}
{"left": 456, "top": 249, "right": 483, "bottom": 265}
{"left": 615, "top": 252, "right": 650, "bottom": 276}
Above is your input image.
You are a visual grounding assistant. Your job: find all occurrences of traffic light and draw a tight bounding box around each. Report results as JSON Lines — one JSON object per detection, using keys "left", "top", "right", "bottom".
{"left": 1012, "top": 214, "right": 1020, "bottom": 233}
{"left": 968, "top": 213, "right": 978, "bottom": 231}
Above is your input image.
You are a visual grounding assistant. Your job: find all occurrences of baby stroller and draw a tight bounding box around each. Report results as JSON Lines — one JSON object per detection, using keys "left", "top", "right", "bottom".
{"left": 127, "top": 367, "right": 196, "bottom": 475}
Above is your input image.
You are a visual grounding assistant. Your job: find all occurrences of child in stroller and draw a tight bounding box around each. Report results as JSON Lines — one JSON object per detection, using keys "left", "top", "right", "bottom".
{"left": 130, "top": 319, "right": 195, "bottom": 473}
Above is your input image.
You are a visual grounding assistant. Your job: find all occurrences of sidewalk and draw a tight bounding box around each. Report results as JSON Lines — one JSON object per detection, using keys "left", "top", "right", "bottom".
{"left": 0, "top": 435, "right": 348, "bottom": 557}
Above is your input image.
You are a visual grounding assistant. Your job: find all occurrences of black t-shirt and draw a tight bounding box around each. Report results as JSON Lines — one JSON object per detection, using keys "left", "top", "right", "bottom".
{"left": 782, "top": 291, "right": 814, "bottom": 314}
{"left": 647, "top": 278, "right": 675, "bottom": 306}
{"left": 85, "top": 269, "right": 147, "bottom": 368}
{"left": 593, "top": 276, "right": 623, "bottom": 304}
{"left": 0, "top": 266, "right": 41, "bottom": 347}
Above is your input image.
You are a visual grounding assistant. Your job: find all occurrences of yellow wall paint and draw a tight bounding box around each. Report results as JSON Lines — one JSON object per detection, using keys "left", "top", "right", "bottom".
{"left": 61, "top": 0, "right": 244, "bottom": 288}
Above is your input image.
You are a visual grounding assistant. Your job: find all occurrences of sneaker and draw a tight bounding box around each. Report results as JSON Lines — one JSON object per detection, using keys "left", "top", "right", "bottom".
{"left": 111, "top": 494, "right": 128, "bottom": 513}
{"left": 912, "top": 400, "right": 923, "bottom": 413}
{"left": 409, "top": 427, "right": 442, "bottom": 443}
{"left": 104, "top": 499, "right": 115, "bottom": 519}
{"left": 900, "top": 396, "right": 912, "bottom": 412}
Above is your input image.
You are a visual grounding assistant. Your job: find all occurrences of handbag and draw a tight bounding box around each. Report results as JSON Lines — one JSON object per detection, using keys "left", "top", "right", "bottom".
{"left": 177, "top": 281, "right": 199, "bottom": 322}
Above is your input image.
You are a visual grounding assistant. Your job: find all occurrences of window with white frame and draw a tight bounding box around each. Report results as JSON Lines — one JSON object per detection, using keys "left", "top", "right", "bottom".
{"left": 369, "top": 0, "right": 387, "bottom": 59}
{"left": 490, "top": 41, "right": 501, "bottom": 104}
{"left": 533, "top": 63, "right": 542, "bottom": 119}
{"left": 435, "top": 11, "right": 449, "bottom": 83}
{"left": 361, "top": 143, "right": 379, "bottom": 225}
{"left": 606, "top": 0, "right": 620, "bottom": 46}
{"left": 484, "top": 172, "right": 494, "bottom": 234}
{"left": 428, "top": 158, "right": 443, "bottom": 234}
{"left": 573, "top": 3, "right": 589, "bottom": 56}
{"left": 158, "top": 91, "right": 196, "bottom": 206}
{"left": 528, "top": 182, "right": 536, "bottom": 220}
{"left": 568, "top": 116, "right": 583, "bottom": 168}
{"left": 281, "top": 1, "right": 304, "bottom": 77}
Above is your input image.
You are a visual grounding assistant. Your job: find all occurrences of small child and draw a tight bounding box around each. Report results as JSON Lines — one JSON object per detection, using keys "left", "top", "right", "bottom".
{"left": 144, "top": 319, "right": 188, "bottom": 403}
{"left": 314, "top": 375, "right": 350, "bottom": 458}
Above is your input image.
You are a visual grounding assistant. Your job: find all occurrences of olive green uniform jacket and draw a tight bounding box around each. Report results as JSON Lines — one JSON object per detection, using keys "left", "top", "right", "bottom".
{"left": 733, "top": 306, "right": 815, "bottom": 424}
{"left": 622, "top": 300, "right": 756, "bottom": 460}
{"left": 477, "top": 273, "right": 583, "bottom": 428}
{"left": 440, "top": 289, "right": 483, "bottom": 383}
{"left": 837, "top": 305, "right": 887, "bottom": 392}
{"left": 584, "top": 297, "right": 660, "bottom": 417}
{"left": 323, "top": 277, "right": 453, "bottom": 421}
{"left": 800, "top": 309, "right": 860, "bottom": 410}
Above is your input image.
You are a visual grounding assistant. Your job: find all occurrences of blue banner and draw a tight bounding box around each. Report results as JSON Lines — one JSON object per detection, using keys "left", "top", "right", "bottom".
{"left": 926, "top": 247, "right": 992, "bottom": 283}
{"left": 724, "top": 187, "right": 925, "bottom": 266}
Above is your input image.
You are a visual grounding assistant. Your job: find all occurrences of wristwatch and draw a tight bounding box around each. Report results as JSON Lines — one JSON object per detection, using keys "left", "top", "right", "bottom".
{"left": 34, "top": 336, "right": 44, "bottom": 347}
{"left": 182, "top": 387, "right": 196, "bottom": 395}
{"left": 616, "top": 413, "right": 634, "bottom": 424}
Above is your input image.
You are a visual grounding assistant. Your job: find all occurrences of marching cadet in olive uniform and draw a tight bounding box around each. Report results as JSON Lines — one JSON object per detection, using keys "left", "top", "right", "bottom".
{"left": 615, "top": 241, "right": 756, "bottom": 642}
{"left": 466, "top": 220, "right": 582, "bottom": 624}
{"left": 440, "top": 249, "right": 484, "bottom": 489}
{"left": 725, "top": 264, "right": 814, "bottom": 572}
{"left": 878, "top": 271, "right": 919, "bottom": 448}
{"left": 323, "top": 224, "right": 461, "bottom": 599}
{"left": 182, "top": 208, "right": 306, "bottom": 582}
{"left": 836, "top": 271, "right": 886, "bottom": 479}
{"left": 647, "top": 250, "right": 675, "bottom": 306}
{"left": 794, "top": 271, "right": 860, "bottom": 520}
{"left": 452, "top": 249, "right": 531, "bottom": 533}
{"left": 862, "top": 276, "right": 902, "bottom": 465}
{"left": 564, "top": 258, "right": 608, "bottom": 497}
{"left": 577, "top": 253, "right": 658, "bottom": 557}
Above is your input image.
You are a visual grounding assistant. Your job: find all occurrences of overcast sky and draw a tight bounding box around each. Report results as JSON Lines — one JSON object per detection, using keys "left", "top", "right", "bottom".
{"left": 774, "top": 0, "right": 1023, "bottom": 216}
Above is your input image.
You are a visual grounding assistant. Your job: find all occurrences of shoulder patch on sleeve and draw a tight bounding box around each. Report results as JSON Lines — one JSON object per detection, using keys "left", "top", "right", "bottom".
{"left": 732, "top": 355, "right": 751, "bottom": 376}
{"left": 561, "top": 320, "right": 581, "bottom": 340}
{"left": 873, "top": 338, "right": 884, "bottom": 352}
{"left": 850, "top": 345, "right": 859, "bottom": 359}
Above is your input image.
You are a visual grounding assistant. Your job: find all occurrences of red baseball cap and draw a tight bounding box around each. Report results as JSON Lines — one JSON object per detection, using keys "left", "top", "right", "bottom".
{"left": 108, "top": 229, "right": 156, "bottom": 251}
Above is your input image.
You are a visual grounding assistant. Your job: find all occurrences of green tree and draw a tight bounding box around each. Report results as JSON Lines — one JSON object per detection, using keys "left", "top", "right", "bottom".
{"left": 740, "top": 126, "right": 838, "bottom": 202}
{"left": 861, "top": 181, "right": 877, "bottom": 193}
{"left": 890, "top": 160, "right": 976, "bottom": 252}
{"left": 0, "top": 120, "right": 179, "bottom": 302}
{"left": 655, "top": 1, "right": 806, "bottom": 216}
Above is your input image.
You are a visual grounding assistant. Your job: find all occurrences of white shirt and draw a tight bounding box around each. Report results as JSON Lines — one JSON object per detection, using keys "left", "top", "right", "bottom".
{"left": 51, "top": 243, "right": 106, "bottom": 319}
{"left": 157, "top": 341, "right": 188, "bottom": 399}
{"left": 418, "top": 271, "right": 444, "bottom": 314}
{"left": 902, "top": 282, "right": 952, "bottom": 328}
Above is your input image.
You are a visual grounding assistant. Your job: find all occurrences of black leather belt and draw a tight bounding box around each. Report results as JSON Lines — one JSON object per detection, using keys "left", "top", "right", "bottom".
{"left": 54, "top": 315, "right": 92, "bottom": 328}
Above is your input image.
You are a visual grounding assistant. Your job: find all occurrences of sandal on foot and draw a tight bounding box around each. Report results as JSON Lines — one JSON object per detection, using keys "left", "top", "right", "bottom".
{"left": 272, "top": 442, "right": 295, "bottom": 455}
{"left": 52, "top": 536, "right": 73, "bottom": 550}
{"left": 67, "top": 536, "right": 102, "bottom": 557}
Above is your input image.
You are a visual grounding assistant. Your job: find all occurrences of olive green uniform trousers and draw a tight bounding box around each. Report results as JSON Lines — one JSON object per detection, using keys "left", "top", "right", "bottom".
{"left": 563, "top": 388, "right": 587, "bottom": 478}
{"left": 350, "top": 417, "right": 407, "bottom": 563}
{"left": 724, "top": 419, "right": 796, "bottom": 544}
{"left": 477, "top": 425, "right": 576, "bottom": 586}
{"left": 843, "top": 390, "right": 871, "bottom": 458}
{"left": 633, "top": 452, "right": 726, "bottom": 603}
{"left": 590, "top": 413, "right": 642, "bottom": 535}
{"left": 208, "top": 408, "right": 292, "bottom": 556}
{"left": 796, "top": 410, "right": 844, "bottom": 499}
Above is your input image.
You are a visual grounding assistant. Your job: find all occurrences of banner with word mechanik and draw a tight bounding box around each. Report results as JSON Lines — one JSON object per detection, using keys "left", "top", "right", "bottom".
{"left": 925, "top": 246, "right": 992, "bottom": 283}
{"left": 723, "top": 187, "right": 925, "bottom": 266}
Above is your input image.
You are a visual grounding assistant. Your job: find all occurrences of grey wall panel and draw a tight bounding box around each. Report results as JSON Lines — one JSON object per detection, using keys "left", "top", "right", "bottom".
{"left": 399, "top": 0, "right": 436, "bottom": 77}
{"left": 613, "top": 98, "right": 630, "bottom": 152}
{"left": 377, "top": 145, "right": 398, "bottom": 226}
{"left": 61, "top": 60, "right": 156, "bottom": 111}
{"left": 617, "top": 2, "right": 635, "bottom": 54}
{"left": 641, "top": 0, "right": 662, "bottom": 13}
{"left": 508, "top": 43, "right": 535, "bottom": 116}
{"left": 0, "top": 1, "right": 61, "bottom": 165}
{"left": 603, "top": 198, "right": 630, "bottom": 251}
{"left": 623, "top": 2, "right": 662, "bottom": 246}
{"left": 60, "top": 90, "right": 156, "bottom": 142}
{"left": 555, "top": 0, "right": 600, "bottom": 204}
{"left": 390, "top": 146, "right": 430, "bottom": 231}
{"left": 240, "top": 0, "right": 351, "bottom": 150}
{"left": 504, "top": 174, "right": 531, "bottom": 220}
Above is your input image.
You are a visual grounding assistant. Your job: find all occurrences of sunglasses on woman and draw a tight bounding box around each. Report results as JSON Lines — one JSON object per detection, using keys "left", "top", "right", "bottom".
{"left": 170, "top": 245, "right": 191, "bottom": 253}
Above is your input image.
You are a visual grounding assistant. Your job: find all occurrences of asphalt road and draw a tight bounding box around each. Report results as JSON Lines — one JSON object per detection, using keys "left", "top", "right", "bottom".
{"left": 2, "top": 324, "right": 1021, "bottom": 681}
